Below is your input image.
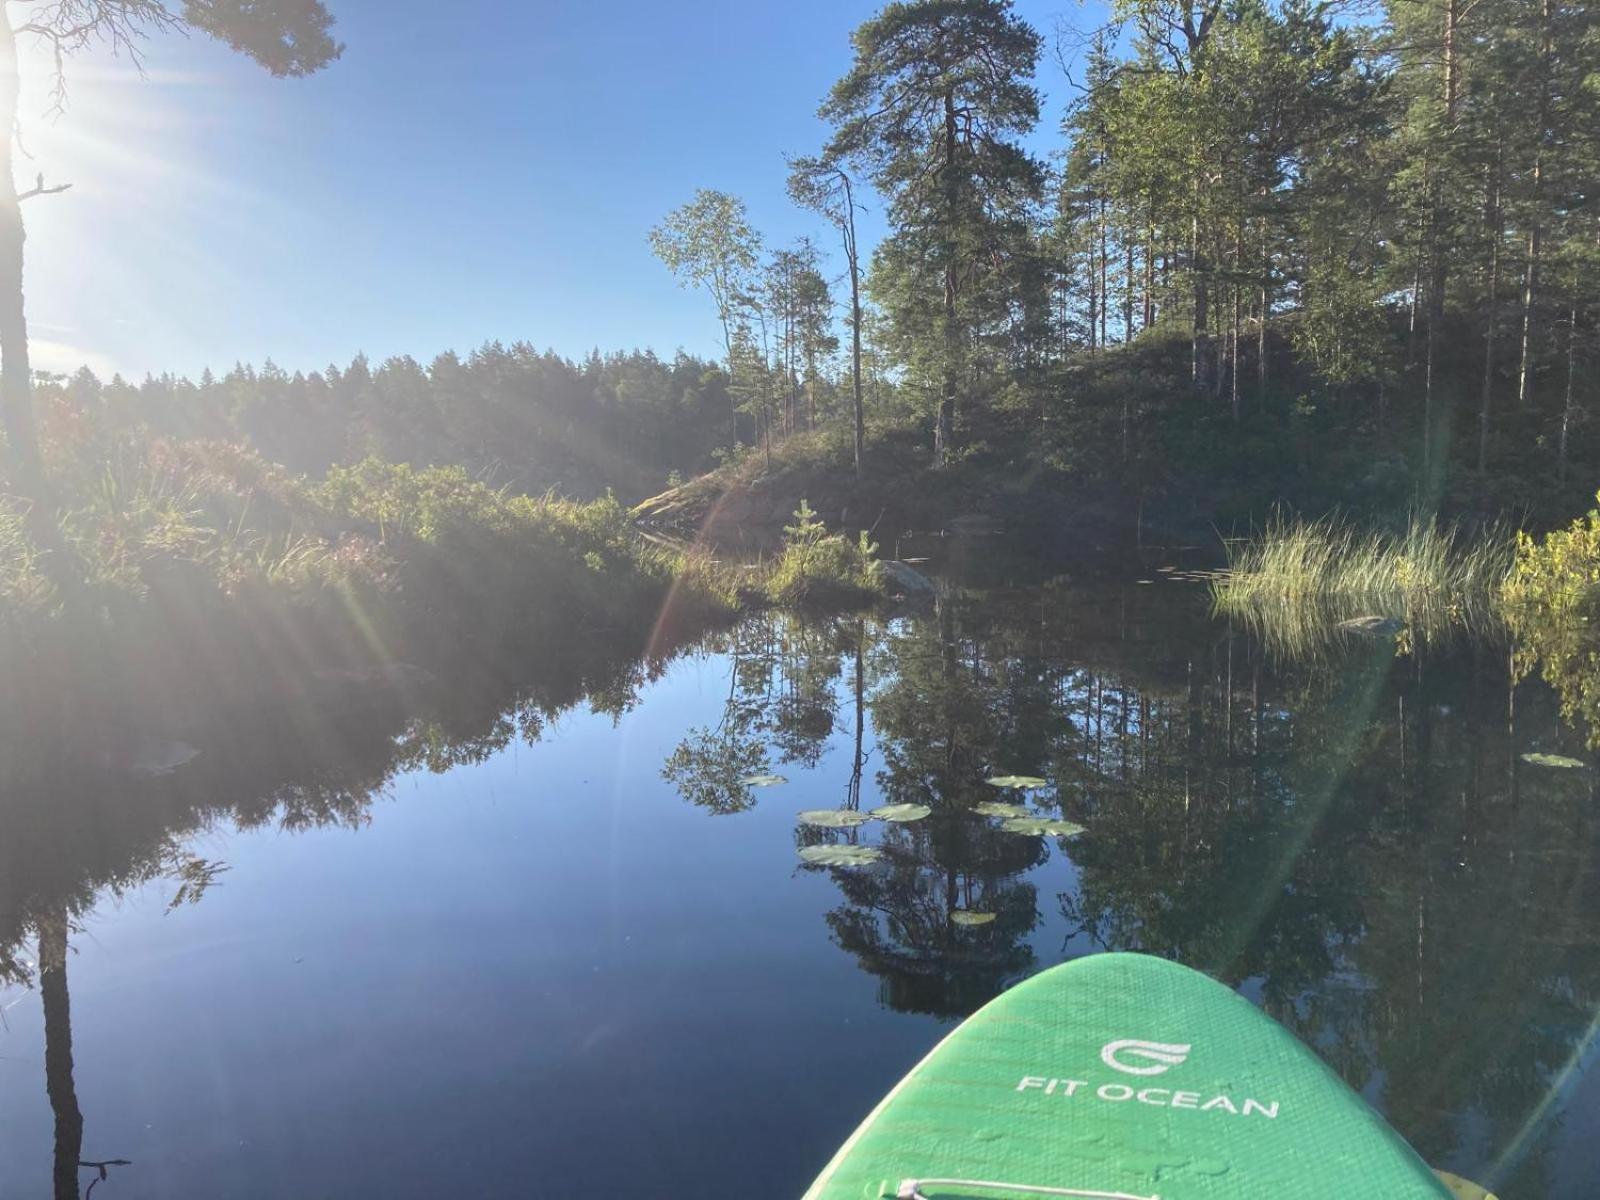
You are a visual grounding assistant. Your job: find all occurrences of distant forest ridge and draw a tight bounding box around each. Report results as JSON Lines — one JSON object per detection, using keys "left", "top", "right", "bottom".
{"left": 31, "top": 346, "right": 786, "bottom": 502}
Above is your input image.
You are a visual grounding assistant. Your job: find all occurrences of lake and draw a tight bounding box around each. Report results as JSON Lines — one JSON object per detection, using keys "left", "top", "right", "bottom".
{"left": 3, "top": 567, "right": 1598, "bottom": 1199}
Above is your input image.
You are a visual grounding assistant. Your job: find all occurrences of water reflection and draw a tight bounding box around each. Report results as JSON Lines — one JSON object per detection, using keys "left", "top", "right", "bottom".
{"left": 670, "top": 584, "right": 1600, "bottom": 1196}
{"left": 0, "top": 594, "right": 701, "bottom": 1199}
{"left": 3, "top": 576, "right": 1599, "bottom": 1197}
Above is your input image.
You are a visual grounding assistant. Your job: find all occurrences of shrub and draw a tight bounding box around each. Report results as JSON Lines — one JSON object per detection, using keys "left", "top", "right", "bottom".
{"left": 1502, "top": 497, "right": 1600, "bottom": 619}
{"left": 1502, "top": 495, "right": 1600, "bottom": 745}
{"left": 763, "top": 500, "right": 882, "bottom": 607}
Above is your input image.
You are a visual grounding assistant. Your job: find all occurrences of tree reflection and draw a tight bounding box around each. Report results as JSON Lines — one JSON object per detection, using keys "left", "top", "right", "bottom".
{"left": 0, "top": 583, "right": 708, "bottom": 1197}
{"left": 663, "top": 613, "right": 850, "bottom": 813}
{"left": 4, "top": 574, "right": 1600, "bottom": 1198}
{"left": 667, "top": 579, "right": 1600, "bottom": 1194}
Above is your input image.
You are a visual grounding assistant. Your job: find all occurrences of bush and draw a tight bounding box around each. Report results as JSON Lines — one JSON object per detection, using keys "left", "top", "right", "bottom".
{"left": 1502, "top": 495, "right": 1600, "bottom": 745}
{"left": 763, "top": 500, "right": 882, "bottom": 607}
{"left": 1502, "top": 496, "right": 1600, "bottom": 619}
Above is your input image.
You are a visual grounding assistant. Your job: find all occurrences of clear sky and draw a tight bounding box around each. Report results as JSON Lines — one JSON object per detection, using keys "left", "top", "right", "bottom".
{"left": 16, "top": 0, "right": 1101, "bottom": 382}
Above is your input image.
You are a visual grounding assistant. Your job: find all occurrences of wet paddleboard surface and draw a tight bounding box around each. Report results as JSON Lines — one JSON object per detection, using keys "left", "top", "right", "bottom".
{"left": 805, "top": 953, "right": 1452, "bottom": 1199}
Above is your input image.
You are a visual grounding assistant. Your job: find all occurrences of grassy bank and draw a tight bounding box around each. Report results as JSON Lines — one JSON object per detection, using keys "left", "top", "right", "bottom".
{"left": 0, "top": 434, "right": 895, "bottom": 685}
{"left": 0, "top": 439, "right": 740, "bottom": 630}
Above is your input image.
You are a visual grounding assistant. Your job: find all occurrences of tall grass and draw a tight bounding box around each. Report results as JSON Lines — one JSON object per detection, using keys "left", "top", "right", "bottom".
{"left": 1214, "top": 514, "right": 1515, "bottom": 656}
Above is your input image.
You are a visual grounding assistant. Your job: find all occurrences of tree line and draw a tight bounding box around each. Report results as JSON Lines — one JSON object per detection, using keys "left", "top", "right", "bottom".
{"left": 37, "top": 346, "right": 759, "bottom": 500}
{"left": 653, "top": 0, "right": 1600, "bottom": 501}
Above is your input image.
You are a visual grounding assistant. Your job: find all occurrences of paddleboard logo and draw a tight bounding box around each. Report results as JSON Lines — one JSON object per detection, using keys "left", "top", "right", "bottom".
{"left": 1100, "top": 1038, "right": 1191, "bottom": 1076}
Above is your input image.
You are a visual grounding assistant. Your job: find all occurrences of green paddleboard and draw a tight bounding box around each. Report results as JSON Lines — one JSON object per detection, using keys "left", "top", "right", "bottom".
{"left": 805, "top": 953, "right": 1452, "bottom": 1199}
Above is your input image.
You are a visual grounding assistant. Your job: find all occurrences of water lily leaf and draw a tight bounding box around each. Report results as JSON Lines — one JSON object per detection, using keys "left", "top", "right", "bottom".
{"left": 985, "top": 775, "right": 1048, "bottom": 790}
{"left": 950, "top": 910, "right": 996, "bottom": 926}
{"left": 740, "top": 773, "right": 788, "bottom": 787}
{"left": 1521, "top": 752, "right": 1588, "bottom": 770}
{"left": 798, "top": 808, "right": 872, "bottom": 828}
{"left": 975, "top": 801, "right": 1030, "bottom": 818}
{"left": 1000, "top": 816, "right": 1086, "bottom": 838}
{"left": 869, "top": 803, "right": 931, "bottom": 823}
{"left": 798, "top": 844, "right": 883, "bottom": 867}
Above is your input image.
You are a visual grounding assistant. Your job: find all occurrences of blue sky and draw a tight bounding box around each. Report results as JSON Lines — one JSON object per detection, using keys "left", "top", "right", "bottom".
{"left": 18, "top": 0, "right": 1100, "bottom": 381}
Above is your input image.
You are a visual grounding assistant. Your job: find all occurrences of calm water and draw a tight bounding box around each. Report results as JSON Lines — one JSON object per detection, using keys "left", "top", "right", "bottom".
{"left": 3, "top": 572, "right": 1599, "bottom": 1198}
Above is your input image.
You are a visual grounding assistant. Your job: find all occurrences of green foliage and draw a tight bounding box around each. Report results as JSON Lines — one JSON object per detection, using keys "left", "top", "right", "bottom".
{"left": 648, "top": 189, "right": 762, "bottom": 362}
{"left": 1503, "top": 498, "right": 1600, "bottom": 620}
{"left": 1503, "top": 497, "right": 1600, "bottom": 745}
{"left": 178, "top": 0, "right": 343, "bottom": 77}
{"left": 822, "top": 0, "right": 1046, "bottom": 461}
{"left": 763, "top": 500, "right": 883, "bottom": 607}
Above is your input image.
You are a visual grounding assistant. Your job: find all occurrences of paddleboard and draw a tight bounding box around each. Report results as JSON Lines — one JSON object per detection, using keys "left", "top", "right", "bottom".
{"left": 804, "top": 953, "right": 1452, "bottom": 1199}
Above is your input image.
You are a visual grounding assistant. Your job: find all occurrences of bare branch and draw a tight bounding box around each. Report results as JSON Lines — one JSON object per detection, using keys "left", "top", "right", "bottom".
{"left": 18, "top": 1, "right": 186, "bottom": 113}
{"left": 18, "top": 171, "right": 72, "bottom": 201}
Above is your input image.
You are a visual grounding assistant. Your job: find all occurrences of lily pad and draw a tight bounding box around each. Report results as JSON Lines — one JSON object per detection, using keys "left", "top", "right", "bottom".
{"left": 950, "top": 910, "right": 997, "bottom": 927}
{"left": 869, "top": 803, "right": 931, "bottom": 823}
{"left": 1000, "top": 816, "right": 1086, "bottom": 839}
{"left": 798, "top": 809, "right": 872, "bottom": 828}
{"left": 1521, "top": 752, "right": 1588, "bottom": 770}
{"left": 975, "top": 801, "right": 1030, "bottom": 818}
{"left": 985, "top": 775, "right": 1049, "bottom": 790}
{"left": 798, "top": 844, "right": 883, "bottom": 867}
{"left": 740, "top": 773, "right": 788, "bottom": 787}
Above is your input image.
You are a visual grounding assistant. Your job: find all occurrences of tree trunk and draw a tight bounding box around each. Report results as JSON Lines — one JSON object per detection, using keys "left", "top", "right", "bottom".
{"left": 841, "top": 174, "right": 864, "bottom": 481}
{"left": 936, "top": 88, "right": 959, "bottom": 467}
{"left": 1443, "top": 0, "right": 1460, "bottom": 127}
{"left": 40, "top": 912, "right": 85, "bottom": 1200}
{"left": 1191, "top": 205, "right": 1208, "bottom": 391}
{"left": 1479, "top": 135, "right": 1502, "bottom": 474}
{"left": 1098, "top": 195, "right": 1109, "bottom": 349}
{"left": 1123, "top": 241, "right": 1135, "bottom": 342}
{"left": 1143, "top": 215, "right": 1155, "bottom": 329}
{"left": 1516, "top": 229, "right": 1540, "bottom": 410}
{"left": 848, "top": 628, "right": 865, "bottom": 809}
{"left": 1257, "top": 210, "right": 1269, "bottom": 405}
{"left": 1559, "top": 295, "right": 1578, "bottom": 479}
{"left": 1212, "top": 231, "right": 1226, "bottom": 402}
{"left": 1231, "top": 225, "right": 1243, "bottom": 421}
{"left": 1517, "top": 0, "right": 1553, "bottom": 410}
{"left": 1087, "top": 250, "right": 1098, "bottom": 353}
{"left": 1425, "top": 0, "right": 1460, "bottom": 471}
{"left": 1408, "top": 155, "right": 1430, "bottom": 367}
{"left": 0, "top": 16, "right": 45, "bottom": 488}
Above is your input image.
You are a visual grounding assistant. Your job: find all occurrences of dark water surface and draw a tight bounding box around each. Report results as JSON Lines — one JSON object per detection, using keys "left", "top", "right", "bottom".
{"left": 3, "top": 574, "right": 1599, "bottom": 1199}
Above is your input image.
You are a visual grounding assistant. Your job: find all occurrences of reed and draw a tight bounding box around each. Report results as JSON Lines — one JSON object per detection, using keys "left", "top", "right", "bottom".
{"left": 1214, "top": 514, "right": 1515, "bottom": 657}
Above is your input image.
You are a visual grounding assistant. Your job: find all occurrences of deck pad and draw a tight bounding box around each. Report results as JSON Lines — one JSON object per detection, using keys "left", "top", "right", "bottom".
{"left": 805, "top": 953, "right": 1450, "bottom": 1200}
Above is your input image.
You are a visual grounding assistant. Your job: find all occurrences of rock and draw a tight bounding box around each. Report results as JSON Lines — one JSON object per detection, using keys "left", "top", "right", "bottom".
{"left": 1337, "top": 615, "right": 1404, "bottom": 637}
